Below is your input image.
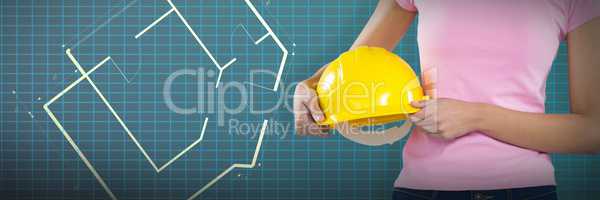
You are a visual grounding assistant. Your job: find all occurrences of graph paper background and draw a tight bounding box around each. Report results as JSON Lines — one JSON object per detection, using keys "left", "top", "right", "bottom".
{"left": 1, "top": 0, "right": 599, "bottom": 199}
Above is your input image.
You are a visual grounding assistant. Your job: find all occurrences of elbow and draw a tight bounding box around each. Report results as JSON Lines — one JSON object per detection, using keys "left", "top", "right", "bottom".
{"left": 585, "top": 146, "right": 600, "bottom": 155}
{"left": 573, "top": 139, "right": 600, "bottom": 155}
{"left": 585, "top": 130, "right": 600, "bottom": 154}
{"left": 561, "top": 147, "right": 600, "bottom": 155}
{"left": 581, "top": 150, "right": 600, "bottom": 155}
{"left": 575, "top": 115, "right": 600, "bottom": 155}
{"left": 557, "top": 138, "right": 600, "bottom": 155}
{"left": 577, "top": 149, "right": 599, "bottom": 155}
{"left": 576, "top": 141, "right": 600, "bottom": 155}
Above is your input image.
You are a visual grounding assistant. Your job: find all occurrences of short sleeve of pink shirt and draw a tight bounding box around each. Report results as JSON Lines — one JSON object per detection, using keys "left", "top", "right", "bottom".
{"left": 392, "top": 0, "right": 600, "bottom": 190}
{"left": 564, "top": 0, "right": 600, "bottom": 34}
{"left": 397, "top": 0, "right": 600, "bottom": 36}
{"left": 395, "top": 0, "right": 417, "bottom": 12}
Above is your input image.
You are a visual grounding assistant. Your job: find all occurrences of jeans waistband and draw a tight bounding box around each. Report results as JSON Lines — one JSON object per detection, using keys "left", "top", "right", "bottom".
{"left": 393, "top": 185, "right": 557, "bottom": 200}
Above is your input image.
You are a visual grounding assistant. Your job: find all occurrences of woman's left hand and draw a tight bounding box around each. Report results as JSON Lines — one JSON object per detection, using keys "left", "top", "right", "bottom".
{"left": 409, "top": 98, "right": 486, "bottom": 140}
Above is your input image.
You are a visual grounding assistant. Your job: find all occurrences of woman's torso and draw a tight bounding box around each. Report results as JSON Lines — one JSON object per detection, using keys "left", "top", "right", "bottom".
{"left": 394, "top": 0, "right": 597, "bottom": 190}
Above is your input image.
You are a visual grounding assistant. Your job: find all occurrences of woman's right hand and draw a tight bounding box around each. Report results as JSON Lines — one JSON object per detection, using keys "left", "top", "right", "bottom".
{"left": 292, "top": 0, "right": 416, "bottom": 138}
{"left": 293, "top": 70, "right": 331, "bottom": 136}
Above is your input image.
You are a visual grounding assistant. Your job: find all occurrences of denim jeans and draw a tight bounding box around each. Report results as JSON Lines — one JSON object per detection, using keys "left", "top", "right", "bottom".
{"left": 393, "top": 186, "right": 557, "bottom": 200}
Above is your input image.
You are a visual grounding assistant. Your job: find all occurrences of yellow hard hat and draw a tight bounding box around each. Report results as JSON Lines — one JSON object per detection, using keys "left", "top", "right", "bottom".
{"left": 316, "top": 46, "right": 428, "bottom": 127}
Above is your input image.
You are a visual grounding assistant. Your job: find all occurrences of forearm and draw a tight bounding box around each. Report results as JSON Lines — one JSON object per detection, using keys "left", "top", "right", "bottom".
{"left": 479, "top": 104, "right": 600, "bottom": 154}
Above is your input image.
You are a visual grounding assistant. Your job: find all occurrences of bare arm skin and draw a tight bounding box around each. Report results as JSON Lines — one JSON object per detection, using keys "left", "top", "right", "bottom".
{"left": 294, "top": 0, "right": 416, "bottom": 136}
{"left": 410, "top": 18, "right": 600, "bottom": 154}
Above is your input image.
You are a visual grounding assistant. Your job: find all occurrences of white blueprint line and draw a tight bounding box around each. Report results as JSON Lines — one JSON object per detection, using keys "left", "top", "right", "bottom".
{"left": 136, "top": 0, "right": 288, "bottom": 91}
{"left": 43, "top": 49, "right": 207, "bottom": 199}
{"left": 45, "top": 49, "right": 269, "bottom": 200}
{"left": 187, "top": 120, "right": 268, "bottom": 200}
{"left": 43, "top": 55, "right": 117, "bottom": 200}
{"left": 48, "top": 0, "right": 282, "bottom": 198}
{"left": 134, "top": 0, "right": 238, "bottom": 89}
{"left": 244, "top": 0, "right": 288, "bottom": 91}
{"left": 64, "top": 48, "right": 209, "bottom": 173}
{"left": 134, "top": 7, "right": 175, "bottom": 39}
{"left": 254, "top": 33, "right": 270, "bottom": 45}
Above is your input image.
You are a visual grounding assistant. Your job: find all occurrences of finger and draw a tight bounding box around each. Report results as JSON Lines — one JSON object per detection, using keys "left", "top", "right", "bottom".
{"left": 422, "top": 82, "right": 436, "bottom": 98}
{"left": 409, "top": 109, "right": 427, "bottom": 121}
{"left": 300, "top": 108, "right": 330, "bottom": 134}
{"left": 415, "top": 117, "right": 436, "bottom": 128}
{"left": 421, "top": 107, "right": 438, "bottom": 124}
{"left": 409, "top": 115, "right": 423, "bottom": 123}
{"left": 293, "top": 81, "right": 330, "bottom": 136}
{"left": 410, "top": 101, "right": 435, "bottom": 122}
{"left": 293, "top": 95, "right": 310, "bottom": 135}
{"left": 293, "top": 84, "right": 318, "bottom": 131}
{"left": 421, "top": 67, "right": 437, "bottom": 98}
{"left": 305, "top": 89, "right": 325, "bottom": 122}
{"left": 419, "top": 100, "right": 439, "bottom": 120}
{"left": 299, "top": 102, "right": 330, "bottom": 136}
{"left": 410, "top": 100, "right": 428, "bottom": 108}
{"left": 293, "top": 85, "right": 310, "bottom": 116}
{"left": 422, "top": 80, "right": 436, "bottom": 92}
{"left": 416, "top": 114, "right": 439, "bottom": 133}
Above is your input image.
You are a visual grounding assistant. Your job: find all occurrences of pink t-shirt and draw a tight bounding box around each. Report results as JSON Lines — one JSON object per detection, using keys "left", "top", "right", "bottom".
{"left": 394, "top": 0, "right": 600, "bottom": 190}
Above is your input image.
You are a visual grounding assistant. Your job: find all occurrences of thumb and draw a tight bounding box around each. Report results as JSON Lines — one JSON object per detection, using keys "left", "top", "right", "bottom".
{"left": 410, "top": 100, "right": 427, "bottom": 108}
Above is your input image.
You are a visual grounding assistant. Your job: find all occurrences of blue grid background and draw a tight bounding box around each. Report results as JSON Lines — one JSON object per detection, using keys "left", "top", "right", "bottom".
{"left": 1, "top": 0, "right": 599, "bottom": 199}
